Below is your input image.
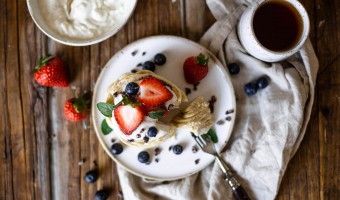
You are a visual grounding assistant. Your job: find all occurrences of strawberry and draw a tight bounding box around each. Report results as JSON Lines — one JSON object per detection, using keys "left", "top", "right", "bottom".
{"left": 114, "top": 105, "right": 144, "bottom": 135}
{"left": 64, "top": 94, "right": 90, "bottom": 121}
{"left": 183, "top": 53, "right": 209, "bottom": 84}
{"left": 138, "top": 77, "right": 173, "bottom": 107}
{"left": 34, "top": 54, "right": 69, "bottom": 87}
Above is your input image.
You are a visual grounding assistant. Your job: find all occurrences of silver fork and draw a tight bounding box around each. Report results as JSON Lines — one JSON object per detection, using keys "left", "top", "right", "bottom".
{"left": 191, "top": 133, "right": 251, "bottom": 200}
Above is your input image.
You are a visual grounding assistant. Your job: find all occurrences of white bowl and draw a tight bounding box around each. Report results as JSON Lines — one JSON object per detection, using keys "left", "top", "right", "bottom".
{"left": 27, "top": 0, "right": 137, "bottom": 46}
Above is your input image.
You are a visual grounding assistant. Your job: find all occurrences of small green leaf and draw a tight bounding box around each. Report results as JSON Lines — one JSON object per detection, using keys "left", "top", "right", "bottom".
{"left": 97, "top": 102, "right": 120, "bottom": 117}
{"left": 202, "top": 128, "right": 218, "bottom": 143}
{"left": 196, "top": 53, "right": 209, "bottom": 66}
{"left": 148, "top": 110, "right": 165, "bottom": 119}
{"left": 122, "top": 95, "right": 130, "bottom": 105}
{"left": 101, "top": 119, "right": 113, "bottom": 135}
{"left": 207, "top": 128, "right": 218, "bottom": 143}
{"left": 129, "top": 102, "right": 141, "bottom": 108}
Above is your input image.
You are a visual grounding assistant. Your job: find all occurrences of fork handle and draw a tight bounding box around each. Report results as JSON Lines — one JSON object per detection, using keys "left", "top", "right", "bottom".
{"left": 224, "top": 175, "right": 251, "bottom": 200}
{"left": 215, "top": 156, "right": 251, "bottom": 200}
{"left": 232, "top": 185, "right": 251, "bottom": 200}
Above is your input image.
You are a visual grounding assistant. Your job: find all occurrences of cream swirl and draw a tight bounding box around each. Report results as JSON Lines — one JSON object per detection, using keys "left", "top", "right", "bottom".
{"left": 38, "top": 0, "right": 131, "bottom": 40}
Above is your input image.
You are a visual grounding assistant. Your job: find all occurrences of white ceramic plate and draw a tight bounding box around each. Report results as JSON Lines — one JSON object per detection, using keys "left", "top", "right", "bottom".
{"left": 92, "top": 36, "right": 236, "bottom": 180}
{"left": 26, "top": 0, "right": 137, "bottom": 46}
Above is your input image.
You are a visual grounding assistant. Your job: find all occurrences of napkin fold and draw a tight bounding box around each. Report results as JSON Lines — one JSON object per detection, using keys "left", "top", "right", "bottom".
{"left": 117, "top": 1, "right": 319, "bottom": 199}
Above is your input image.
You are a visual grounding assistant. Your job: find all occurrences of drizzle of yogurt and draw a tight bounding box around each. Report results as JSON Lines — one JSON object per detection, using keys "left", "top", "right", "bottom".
{"left": 38, "top": 0, "right": 131, "bottom": 40}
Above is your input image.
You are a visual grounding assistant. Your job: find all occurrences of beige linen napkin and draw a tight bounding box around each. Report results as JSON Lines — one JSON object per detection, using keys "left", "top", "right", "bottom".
{"left": 117, "top": 1, "right": 319, "bottom": 199}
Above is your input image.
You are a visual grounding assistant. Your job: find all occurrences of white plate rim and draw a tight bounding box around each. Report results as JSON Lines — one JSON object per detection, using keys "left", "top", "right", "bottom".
{"left": 92, "top": 35, "right": 237, "bottom": 181}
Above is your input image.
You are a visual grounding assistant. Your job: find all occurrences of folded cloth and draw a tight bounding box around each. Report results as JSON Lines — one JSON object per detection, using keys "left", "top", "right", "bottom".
{"left": 117, "top": 0, "right": 319, "bottom": 199}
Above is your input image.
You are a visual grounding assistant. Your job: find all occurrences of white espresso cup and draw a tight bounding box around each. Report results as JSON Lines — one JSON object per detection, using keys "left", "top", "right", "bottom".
{"left": 237, "top": 0, "right": 310, "bottom": 62}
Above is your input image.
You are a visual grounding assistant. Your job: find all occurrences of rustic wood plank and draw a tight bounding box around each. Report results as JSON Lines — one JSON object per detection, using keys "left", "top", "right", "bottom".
{"left": 0, "top": 0, "right": 12, "bottom": 199}
{"left": 315, "top": 0, "right": 340, "bottom": 198}
{"left": 277, "top": 0, "right": 321, "bottom": 199}
{"left": 182, "top": 0, "right": 215, "bottom": 41}
{"left": 5, "top": 0, "right": 33, "bottom": 199}
{"left": 17, "top": 0, "right": 51, "bottom": 199}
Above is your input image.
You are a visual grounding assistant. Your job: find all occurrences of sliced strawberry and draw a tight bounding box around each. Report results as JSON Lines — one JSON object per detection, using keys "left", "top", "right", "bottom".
{"left": 138, "top": 77, "right": 173, "bottom": 107}
{"left": 114, "top": 105, "right": 144, "bottom": 135}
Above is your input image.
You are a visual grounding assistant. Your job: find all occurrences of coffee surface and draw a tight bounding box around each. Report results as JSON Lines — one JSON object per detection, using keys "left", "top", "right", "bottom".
{"left": 253, "top": 0, "right": 303, "bottom": 52}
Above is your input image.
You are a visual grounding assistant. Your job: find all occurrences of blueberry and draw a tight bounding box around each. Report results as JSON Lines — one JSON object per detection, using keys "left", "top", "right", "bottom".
{"left": 138, "top": 151, "right": 150, "bottom": 163}
{"left": 125, "top": 82, "right": 139, "bottom": 95}
{"left": 257, "top": 76, "right": 269, "bottom": 89}
{"left": 111, "top": 143, "right": 123, "bottom": 155}
{"left": 244, "top": 83, "right": 258, "bottom": 96}
{"left": 95, "top": 189, "right": 109, "bottom": 200}
{"left": 172, "top": 144, "right": 183, "bottom": 155}
{"left": 142, "top": 61, "right": 156, "bottom": 72}
{"left": 85, "top": 169, "right": 99, "bottom": 183}
{"left": 227, "top": 63, "right": 240, "bottom": 75}
{"left": 154, "top": 53, "right": 166, "bottom": 65}
{"left": 147, "top": 127, "right": 158, "bottom": 137}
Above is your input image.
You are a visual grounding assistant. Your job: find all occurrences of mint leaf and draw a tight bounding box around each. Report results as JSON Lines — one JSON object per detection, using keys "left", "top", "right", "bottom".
{"left": 148, "top": 110, "right": 165, "bottom": 119}
{"left": 202, "top": 128, "right": 218, "bottom": 143}
{"left": 101, "top": 119, "right": 113, "bottom": 135}
{"left": 207, "top": 128, "right": 218, "bottom": 143}
{"left": 97, "top": 102, "right": 121, "bottom": 117}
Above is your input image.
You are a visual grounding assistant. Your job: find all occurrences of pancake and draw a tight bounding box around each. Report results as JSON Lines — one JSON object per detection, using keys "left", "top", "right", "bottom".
{"left": 105, "top": 70, "right": 188, "bottom": 148}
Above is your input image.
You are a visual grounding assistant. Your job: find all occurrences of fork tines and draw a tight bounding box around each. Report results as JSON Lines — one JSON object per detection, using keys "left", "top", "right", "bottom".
{"left": 191, "top": 132, "right": 206, "bottom": 149}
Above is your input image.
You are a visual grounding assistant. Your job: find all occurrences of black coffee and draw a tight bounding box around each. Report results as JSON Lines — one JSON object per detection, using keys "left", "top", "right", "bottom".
{"left": 252, "top": 0, "right": 303, "bottom": 52}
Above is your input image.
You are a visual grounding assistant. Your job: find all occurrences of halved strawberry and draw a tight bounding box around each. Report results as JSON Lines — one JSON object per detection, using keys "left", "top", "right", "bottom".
{"left": 138, "top": 77, "right": 173, "bottom": 107}
{"left": 114, "top": 105, "right": 144, "bottom": 135}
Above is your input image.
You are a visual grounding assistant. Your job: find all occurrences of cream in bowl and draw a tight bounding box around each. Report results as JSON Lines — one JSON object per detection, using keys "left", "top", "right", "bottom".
{"left": 27, "top": 0, "right": 137, "bottom": 46}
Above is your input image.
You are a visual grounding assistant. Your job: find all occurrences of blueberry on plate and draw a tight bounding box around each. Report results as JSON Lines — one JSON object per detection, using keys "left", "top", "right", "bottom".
{"left": 147, "top": 127, "right": 158, "bottom": 137}
{"left": 95, "top": 189, "right": 109, "bottom": 200}
{"left": 85, "top": 169, "right": 99, "bottom": 183}
{"left": 154, "top": 53, "right": 166, "bottom": 65}
{"left": 138, "top": 151, "right": 150, "bottom": 163}
{"left": 111, "top": 143, "right": 123, "bottom": 155}
{"left": 227, "top": 63, "right": 240, "bottom": 75}
{"left": 257, "top": 76, "right": 269, "bottom": 89}
{"left": 125, "top": 82, "right": 139, "bottom": 95}
{"left": 172, "top": 144, "right": 183, "bottom": 155}
{"left": 142, "top": 61, "right": 156, "bottom": 72}
{"left": 244, "top": 82, "right": 258, "bottom": 96}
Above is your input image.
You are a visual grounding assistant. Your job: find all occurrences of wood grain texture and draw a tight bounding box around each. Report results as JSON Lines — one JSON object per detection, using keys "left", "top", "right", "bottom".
{"left": 0, "top": 0, "right": 339, "bottom": 199}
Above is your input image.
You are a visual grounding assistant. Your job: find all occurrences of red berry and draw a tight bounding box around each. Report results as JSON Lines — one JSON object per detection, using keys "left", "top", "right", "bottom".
{"left": 34, "top": 55, "right": 69, "bottom": 87}
{"left": 114, "top": 105, "right": 144, "bottom": 135}
{"left": 183, "top": 53, "right": 209, "bottom": 84}
{"left": 138, "top": 77, "right": 173, "bottom": 107}
{"left": 64, "top": 95, "right": 90, "bottom": 121}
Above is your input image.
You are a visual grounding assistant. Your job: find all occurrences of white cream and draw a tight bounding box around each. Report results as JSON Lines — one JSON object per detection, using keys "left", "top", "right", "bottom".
{"left": 109, "top": 115, "right": 172, "bottom": 144}
{"left": 38, "top": 0, "right": 130, "bottom": 40}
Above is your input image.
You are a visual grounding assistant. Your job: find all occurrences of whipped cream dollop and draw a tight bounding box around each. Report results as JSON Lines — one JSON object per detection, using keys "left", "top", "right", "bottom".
{"left": 38, "top": 0, "right": 131, "bottom": 40}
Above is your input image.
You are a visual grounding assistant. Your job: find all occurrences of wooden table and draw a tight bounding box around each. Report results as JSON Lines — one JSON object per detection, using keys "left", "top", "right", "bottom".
{"left": 0, "top": 0, "right": 339, "bottom": 199}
